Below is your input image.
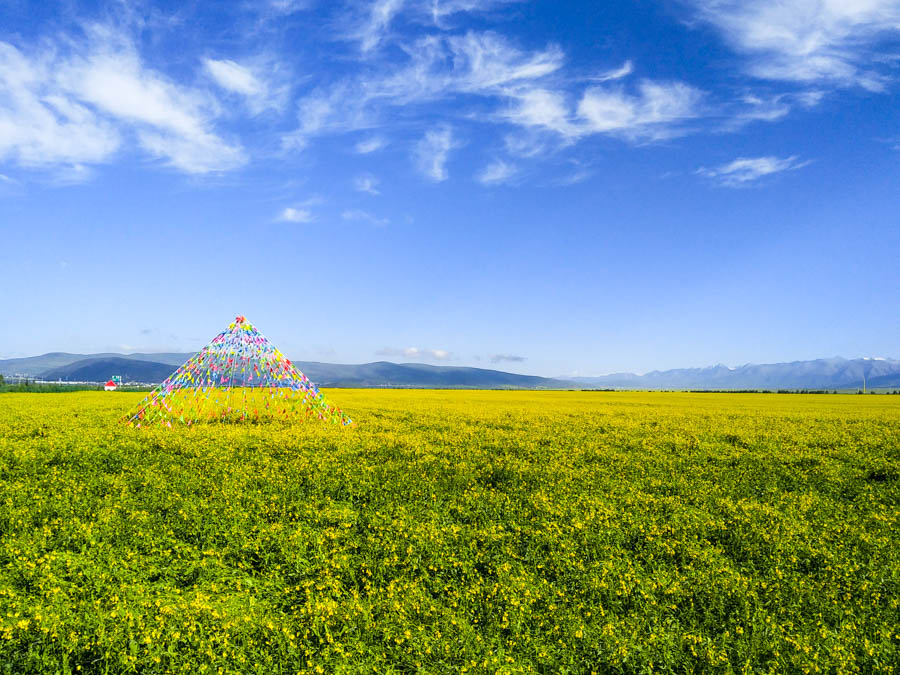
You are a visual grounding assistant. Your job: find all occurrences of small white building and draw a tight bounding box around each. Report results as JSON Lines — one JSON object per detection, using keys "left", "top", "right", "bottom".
{"left": 104, "top": 380, "right": 118, "bottom": 391}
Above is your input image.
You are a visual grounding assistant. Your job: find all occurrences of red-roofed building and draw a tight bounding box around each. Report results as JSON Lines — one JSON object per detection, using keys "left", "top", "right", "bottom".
{"left": 104, "top": 380, "right": 117, "bottom": 391}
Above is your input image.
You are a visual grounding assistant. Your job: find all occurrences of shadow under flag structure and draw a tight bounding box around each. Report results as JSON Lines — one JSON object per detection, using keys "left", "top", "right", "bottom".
{"left": 125, "top": 316, "right": 353, "bottom": 428}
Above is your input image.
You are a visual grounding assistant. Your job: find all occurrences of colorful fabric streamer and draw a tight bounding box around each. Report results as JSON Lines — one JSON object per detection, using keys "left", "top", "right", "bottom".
{"left": 124, "top": 316, "right": 353, "bottom": 428}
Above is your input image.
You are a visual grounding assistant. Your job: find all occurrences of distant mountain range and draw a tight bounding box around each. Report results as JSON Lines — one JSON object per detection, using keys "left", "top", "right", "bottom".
{"left": 0, "top": 352, "right": 189, "bottom": 377}
{"left": 569, "top": 357, "right": 900, "bottom": 390}
{"left": 1, "top": 352, "right": 898, "bottom": 390}
{"left": 1, "top": 352, "right": 570, "bottom": 389}
{"left": 40, "top": 357, "right": 184, "bottom": 384}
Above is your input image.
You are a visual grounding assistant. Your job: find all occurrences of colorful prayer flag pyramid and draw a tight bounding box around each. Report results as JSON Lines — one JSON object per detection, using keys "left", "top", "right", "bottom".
{"left": 124, "top": 316, "right": 353, "bottom": 428}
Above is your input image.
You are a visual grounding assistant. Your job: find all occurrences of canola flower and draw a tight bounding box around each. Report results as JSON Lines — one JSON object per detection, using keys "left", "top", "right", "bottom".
{"left": 0, "top": 390, "right": 898, "bottom": 673}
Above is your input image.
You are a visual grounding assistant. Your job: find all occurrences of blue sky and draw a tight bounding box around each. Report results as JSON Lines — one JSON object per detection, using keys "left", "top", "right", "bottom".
{"left": 1, "top": 0, "right": 898, "bottom": 376}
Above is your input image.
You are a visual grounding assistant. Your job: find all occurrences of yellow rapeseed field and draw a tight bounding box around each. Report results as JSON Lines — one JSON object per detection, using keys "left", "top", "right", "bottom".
{"left": 0, "top": 390, "right": 898, "bottom": 673}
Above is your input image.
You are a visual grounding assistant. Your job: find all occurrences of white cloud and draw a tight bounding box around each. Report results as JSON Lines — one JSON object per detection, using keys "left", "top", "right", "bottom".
{"left": 203, "top": 58, "right": 283, "bottom": 114}
{"left": 355, "top": 0, "right": 406, "bottom": 53}
{"left": 278, "top": 206, "right": 314, "bottom": 222}
{"left": 204, "top": 59, "right": 265, "bottom": 98}
{"left": 737, "top": 93, "right": 791, "bottom": 122}
{"left": 477, "top": 159, "right": 515, "bottom": 184}
{"left": 577, "top": 80, "right": 703, "bottom": 139}
{"left": 723, "top": 89, "right": 827, "bottom": 131}
{"left": 354, "top": 174, "right": 380, "bottom": 193}
{"left": 377, "top": 346, "right": 452, "bottom": 360}
{"left": 428, "top": 0, "right": 521, "bottom": 25}
{"left": 503, "top": 132, "right": 546, "bottom": 158}
{"left": 351, "top": 31, "right": 564, "bottom": 106}
{"left": 504, "top": 77, "right": 704, "bottom": 142}
{"left": 441, "top": 31, "right": 563, "bottom": 91}
{"left": 414, "top": 126, "right": 455, "bottom": 181}
{"left": 59, "top": 39, "right": 245, "bottom": 172}
{"left": 0, "top": 42, "right": 121, "bottom": 168}
{"left": 697, "top": 155, "right": 809, "bottom": 186}
{"left": 137, "top": 129, "right": 245, "bottom": 174}
{"left": 342, "top": 208, "right": 388, "bottom": 225}
{"left": 347, "top": 0, "right": 523, "bottom": 52}
{"left": 267, "top": 0, "right": 313, "bottom": 13}
{"left": 592, "top": 60, "right": 634, "bottom": 82}
{"left": 506, "top": 88, "right": 576, "bottom": 137}
{"left": 692, "top": 0, "right": 900, "bottom": 90}
{"left": 0, "top": 28, "right": 246, "bottom": 175}
{"left": 355, "top": 136, "right": 387, "bottom": 153}
{"left": 285, "top": 31, "right": 563, "bottom": 148}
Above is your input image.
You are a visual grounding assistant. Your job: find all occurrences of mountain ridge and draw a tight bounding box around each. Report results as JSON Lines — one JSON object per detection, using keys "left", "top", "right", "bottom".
{"left": 22, "top": 355, "right": 572, "bottom": 389}
{"left": 570, "top": 357, "right": 900, "bottom": 390}
{"left": 2, "top": 352, "right": 898, "bottom": 389}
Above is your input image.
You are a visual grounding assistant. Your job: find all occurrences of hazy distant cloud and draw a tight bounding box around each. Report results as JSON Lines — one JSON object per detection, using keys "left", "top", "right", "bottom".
{"left": 342, "top": 208, "right": 388, "bottom": 225}
{"left": 278, "top": 206, "right": 314, "bottom": 222}
{"left": 490, "top": 353, "right": 525, "bottom": 363}
{"left": 354, "top": 174, "right": 380, "bottom": 194}
{"left": 355, "top": 136, "right": 387, "bottom": 153}
{"left": 414, "top": 126, "right": 455, "bottom": 181}
{"left": 477, "top": 159, "right": 516, "bottom": 185}
{"left": 697, "top": 155, "right": 809, "bottom": 186}
{"left": 140, "top": 327, "right": 153, "bottom": 335}
{"left": 267, "top": 0, "right": 314, "bottom": 14}
{"left": 377, "top": 346, "right": 452, "bottom": 360}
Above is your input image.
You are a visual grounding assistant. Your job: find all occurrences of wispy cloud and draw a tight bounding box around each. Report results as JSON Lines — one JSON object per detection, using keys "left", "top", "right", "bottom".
{"left": 477, "top": 159, "right": 516, "bottom": 184}
{"left": 267, "top": 0, "right": 314, "bottom": 14}
{"left": 285, "top": 31, "right": 564, "bottom": 148}
{"left": 414, "top": 126, "right": 455, "bottom": 181}
{"left": 691, "top": 0, "right": 900, "bottom": 90}
{"left": 204, "top": 58, "right": 265, "bottom": 97}
{"left": 60, "top": 29, "right": 245, "bottom": 173}
{"left": 428, "top": 0, "right": 522, "bottom": 26}
{"left": 506, "top": 79, "right": 704, "bottom": 141}
{"left": 489, "top": 353, "right": 525, "bottom": 363}
{"left": 354, "top": 174, "right": 380, "bottom": 194}
{"left": 342, "top": 208, "right": 388, "bottom": 225}
{"left": 0, "top": 41, "right": 121, "bottom": 169}
{"left": 377, "top": 346, "right": 452, "bottom": 360}
{"left": 352, "top": 0, "right": 406, "bottom": 53}
{"left": 346, "top": 0, "right": 523, "bottom": 52}
{"left": 592, "top": 60, "right": 633, "bottom": 82}
{"left": 203, "top": 58, "right": 284, "bottom": 113}
{"left": 505, "top": 88, "right": 576, "bottom": 137}
{"left": 0, "top": 26, "right": 246, "bottom": 175}
{"left": 577, "top": 80, "right": 703, "bottom": 139}
{"left": 697, "top": 155, "right": 809, "bottom": 187}
{"left": 355, "top": 136, "right": 387, "bottom": 153}
{"left": 277, "top": 206, "right": 315, "bottom": 222}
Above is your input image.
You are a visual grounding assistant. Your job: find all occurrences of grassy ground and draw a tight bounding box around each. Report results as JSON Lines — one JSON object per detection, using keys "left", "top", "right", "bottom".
{"left": 0, "top": 390, "right": 898, "bottom": 673}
